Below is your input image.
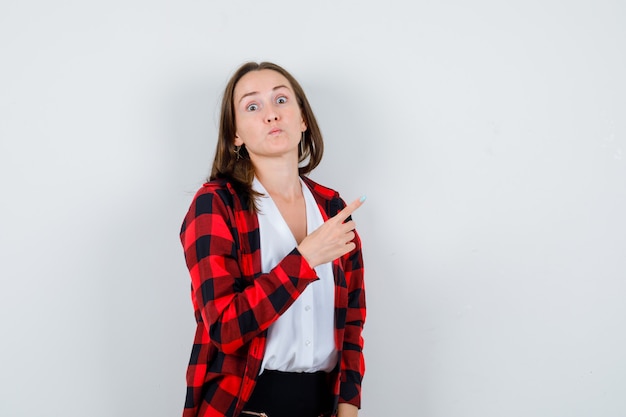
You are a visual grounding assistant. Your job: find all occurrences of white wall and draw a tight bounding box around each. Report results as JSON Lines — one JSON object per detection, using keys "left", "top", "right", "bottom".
{"left": 1, "top": 1, "right": 625, "bottom": 416}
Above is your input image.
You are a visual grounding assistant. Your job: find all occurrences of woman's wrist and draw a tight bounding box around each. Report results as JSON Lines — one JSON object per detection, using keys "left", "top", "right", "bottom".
{"left": 337, "top": 403, "right": 358, "bottom": 417}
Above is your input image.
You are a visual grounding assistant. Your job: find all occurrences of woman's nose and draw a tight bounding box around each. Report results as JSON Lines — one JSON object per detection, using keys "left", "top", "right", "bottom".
{"left": 265, "top": 107, "right": 279, "bottom": 122}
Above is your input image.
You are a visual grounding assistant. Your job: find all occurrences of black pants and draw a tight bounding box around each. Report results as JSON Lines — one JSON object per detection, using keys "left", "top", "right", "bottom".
{"left": 243, "top": 370, "right": 333, "bottom": 417}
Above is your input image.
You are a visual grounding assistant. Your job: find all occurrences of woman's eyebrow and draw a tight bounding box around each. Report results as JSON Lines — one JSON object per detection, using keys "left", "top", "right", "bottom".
{"left": 272, "top": 84, "right": 290, "bottom": 92}
{"left": 238, "top": 85, "right": 291, "bottom": 104}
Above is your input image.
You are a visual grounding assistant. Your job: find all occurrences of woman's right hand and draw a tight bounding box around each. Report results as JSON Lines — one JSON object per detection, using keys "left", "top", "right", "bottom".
{"left": 297, "top": 197, "right": 365, "bottom": 268}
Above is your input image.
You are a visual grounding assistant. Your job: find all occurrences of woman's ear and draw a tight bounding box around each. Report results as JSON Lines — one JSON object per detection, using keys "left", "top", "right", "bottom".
{"left": 234, "top": 134, "right": 243, "bottom": 146}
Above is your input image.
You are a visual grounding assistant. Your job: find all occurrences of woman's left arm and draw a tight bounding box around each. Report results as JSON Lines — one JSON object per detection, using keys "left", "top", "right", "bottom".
{"left": 338, "top": 227, "right": 366, "bottom": 411}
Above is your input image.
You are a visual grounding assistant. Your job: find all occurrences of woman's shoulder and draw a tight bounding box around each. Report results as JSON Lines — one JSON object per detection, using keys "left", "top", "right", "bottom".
{"left": 301, "top": 176, "right": 349, "bottom": 217}
{"left": 189, "top": 178, "right": 241, "bottom": 211}
{"left": 301, "top": 176, "right": 340, "bottom": 200}
{"left": 198, "top": 177, "right": 230, "bottom": 191}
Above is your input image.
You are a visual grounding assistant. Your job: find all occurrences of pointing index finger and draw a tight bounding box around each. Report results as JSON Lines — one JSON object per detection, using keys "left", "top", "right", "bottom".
{"left": 336, "top": 195, "right": 366, "bottom": 223}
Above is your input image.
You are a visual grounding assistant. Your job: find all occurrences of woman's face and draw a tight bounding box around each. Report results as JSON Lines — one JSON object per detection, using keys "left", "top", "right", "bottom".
{"left": 233, "top": 69, "right": 306, "bottom": 163}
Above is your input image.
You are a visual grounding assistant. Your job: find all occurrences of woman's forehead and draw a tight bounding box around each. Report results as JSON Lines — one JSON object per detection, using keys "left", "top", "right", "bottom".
{"left": 234, "top": 69, "right": 293, "bottom": 100}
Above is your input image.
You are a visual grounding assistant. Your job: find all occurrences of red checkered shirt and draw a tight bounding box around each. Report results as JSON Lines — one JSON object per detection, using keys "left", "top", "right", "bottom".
{"left": 180, "top": 176, "right": 366, "bottom": 417}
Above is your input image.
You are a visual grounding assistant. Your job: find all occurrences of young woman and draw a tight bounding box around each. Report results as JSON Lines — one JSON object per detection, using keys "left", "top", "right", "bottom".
{"left": 180, "top": 62, "right": 366, "bottom": 417}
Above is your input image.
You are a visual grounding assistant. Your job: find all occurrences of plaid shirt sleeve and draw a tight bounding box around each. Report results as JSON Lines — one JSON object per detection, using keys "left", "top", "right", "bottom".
{"left": 336, "top": 201, "right": 366, "bottom": 409}
{"left": 181, "top": 183, "right": 320, "bottom": 354}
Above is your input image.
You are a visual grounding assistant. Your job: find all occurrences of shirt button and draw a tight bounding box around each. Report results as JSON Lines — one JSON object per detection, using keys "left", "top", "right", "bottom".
{"left": 305, "top": 340, "right": 311, "bottom": 347}
{"left": 305, "top": 305, "right": 311, "bottom": 311}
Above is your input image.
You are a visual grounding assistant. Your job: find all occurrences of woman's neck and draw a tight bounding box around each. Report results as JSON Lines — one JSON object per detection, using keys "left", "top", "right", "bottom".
{"left": 253, "top": 157, "right": 302, "bottom": 202}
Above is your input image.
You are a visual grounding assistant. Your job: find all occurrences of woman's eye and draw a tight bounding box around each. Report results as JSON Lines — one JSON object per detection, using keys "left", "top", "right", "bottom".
{"left": 246, "top": 103, "right": 258, "bottom": 111}
{"left": 276, "top": 96, "right": 287, "bottom": 104}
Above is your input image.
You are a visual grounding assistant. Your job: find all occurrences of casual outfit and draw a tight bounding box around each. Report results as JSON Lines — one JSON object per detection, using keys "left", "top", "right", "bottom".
{"left": 179, "top": 176, "right": 366, "bottom": 417}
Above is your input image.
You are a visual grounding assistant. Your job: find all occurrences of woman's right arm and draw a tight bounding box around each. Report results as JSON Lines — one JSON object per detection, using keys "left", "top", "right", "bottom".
{"left": 180, "top": 186, "right": 318, "bottom": 354}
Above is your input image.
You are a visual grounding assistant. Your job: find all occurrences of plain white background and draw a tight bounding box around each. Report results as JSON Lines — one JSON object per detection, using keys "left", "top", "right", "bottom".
{"left": 1, "top": 1, "right": 625, "bottom": 416}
